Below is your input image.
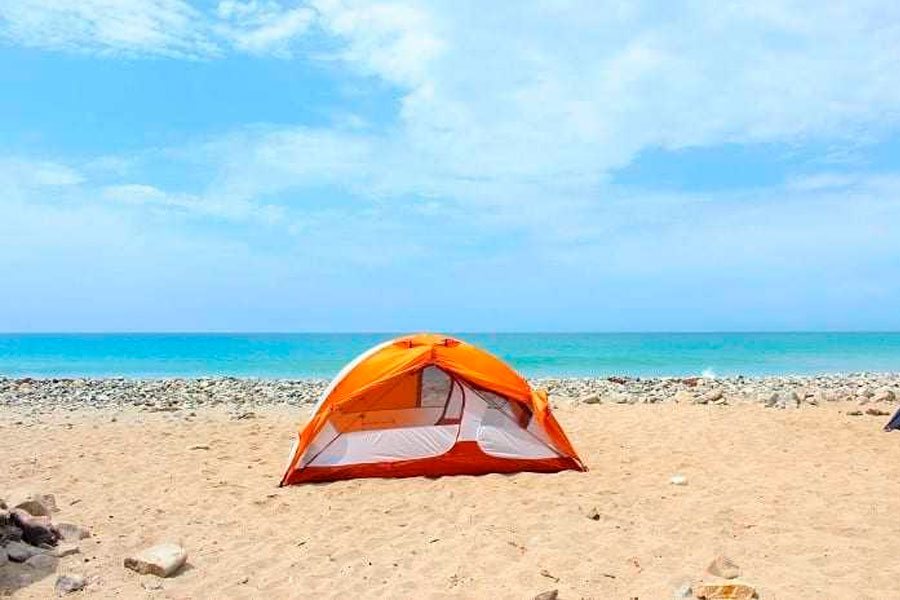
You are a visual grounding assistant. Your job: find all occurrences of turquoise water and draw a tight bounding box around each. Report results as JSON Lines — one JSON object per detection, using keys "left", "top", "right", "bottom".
{"left": 1, "top": 333, "right": 900, "bottom": 378}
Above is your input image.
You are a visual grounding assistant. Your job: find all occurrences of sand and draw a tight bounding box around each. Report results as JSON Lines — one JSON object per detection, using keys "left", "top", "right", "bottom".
{"left": 2, "top": 402, "right": 900, "bottom": 599}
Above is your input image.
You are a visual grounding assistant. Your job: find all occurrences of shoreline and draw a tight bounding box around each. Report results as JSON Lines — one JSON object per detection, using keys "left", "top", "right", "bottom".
{"left": 2, "top": 373, "right": 899, "bottom": 414}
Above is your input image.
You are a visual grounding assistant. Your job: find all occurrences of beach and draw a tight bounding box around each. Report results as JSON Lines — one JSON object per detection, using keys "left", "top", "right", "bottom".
{"left": 3, "top": 375, "right": 900, "bottom": 599}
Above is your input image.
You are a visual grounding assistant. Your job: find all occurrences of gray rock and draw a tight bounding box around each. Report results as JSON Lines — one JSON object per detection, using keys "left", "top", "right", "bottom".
{"left": 124, "top": 543, "right": 187, "bottom": 578}
{"left": 25, "top": 553, "right": 59, "bottom": 571}
{"left": 56, "top": 522, "right": 91, "bottom": 541}
{"left": 5, "top": 540, "right": 44, "bottom": 562}
{"left": 50, "top": 543, "right": 80, "bottom": 558}
{"left": 55, "top": 574, "right": 87, "bottom": 595}
{"left": 0, "top": 547, "right": 7, "bottom": 567}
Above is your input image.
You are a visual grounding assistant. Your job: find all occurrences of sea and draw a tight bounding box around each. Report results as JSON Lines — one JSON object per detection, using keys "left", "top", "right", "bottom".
{"left": 1, "top": 333, "right": 900, "bottom": 379}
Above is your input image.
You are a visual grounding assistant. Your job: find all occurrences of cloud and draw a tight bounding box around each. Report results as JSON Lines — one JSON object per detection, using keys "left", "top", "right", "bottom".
{"left": 214, "top": 1, "right": 315, "bottom": 56}
{"left": 0, "top": 0, "right": 219, "bottom": 58}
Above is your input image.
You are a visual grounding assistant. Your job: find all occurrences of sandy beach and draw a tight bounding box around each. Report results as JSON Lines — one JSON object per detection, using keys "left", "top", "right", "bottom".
{"left": 3, "top": 378, "right": 900, "bottom": 599}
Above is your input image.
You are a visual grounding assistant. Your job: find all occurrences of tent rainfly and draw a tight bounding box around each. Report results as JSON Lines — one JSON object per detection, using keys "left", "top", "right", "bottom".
{"left": 280, "top": 333, "right": 586, "bottom": 485}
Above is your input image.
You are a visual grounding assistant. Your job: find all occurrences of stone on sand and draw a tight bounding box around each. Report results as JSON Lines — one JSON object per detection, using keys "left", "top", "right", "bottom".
{"left": 124, "top": 542, "right": 187, "bottom": 578}
{"left": 25, "top": 553, "right": 59, "bottom": 572}
{"left": 586, "top": 507, "right": 601, "bottom": 520}
{"left": 696, "top": 389, "right": 723, "bottom": 404}
{"left": 533, "top": 590, "right": 558, "bottom": 600}
{"left": 8, "top": 491, "right": 57, "bottom": 517}
{"left": 865, "top": 407, "right": 890, "bottom": 416}
{"left": 580, "top": 392, "right": 602, "bottom": 404}
{"left": 55, "top": 574, "right": 87, "bottom": 595}
{"left": 872, "top": 389, "right": 896, "bottom": 403}
{"left": 672, "top": 390, "right": 694, "bottom": 403}
{"left": 56, "top": 522, "right": 91, "bottom": 541}
{"left": 707, "top": 555, "right": 741, "bottom": 579}
{"left": 670, "top": 474, "right": 688, "bottom": 486}
{"left": 693, "top": 582, "right": 757, "bottom": 599}
{"left": 5, "top": 540, "right": 44, "bottom": 562}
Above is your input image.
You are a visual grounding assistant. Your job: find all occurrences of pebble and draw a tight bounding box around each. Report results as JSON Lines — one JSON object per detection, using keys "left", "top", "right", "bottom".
{"left": 56, "top": 522, "right": 91, "bottom": 541}
{"left": 533, "top": 591, "right": 558, "bottom": 600}
{"left": 24, "top": 553, "right": 59, "bottom": 571}
{"left": 55, "top": 574, "right": 87, "bottom": 595}
{"left": 670, "top": 474, "right": 688, "bottom": 486}
{"left": 1, "top": 374, "right": 899, "bottom": 413}
{"left": 865, "top": 407, "right": 890, "bottom": 416}
{"left": 124, "top": 542, "right": 187, "bottom": 578}
{"left": 7, "top": 491, "right": 57, "bottom": 517}
{"left": 707, "top": 555, "right": 741, "bottom": 579}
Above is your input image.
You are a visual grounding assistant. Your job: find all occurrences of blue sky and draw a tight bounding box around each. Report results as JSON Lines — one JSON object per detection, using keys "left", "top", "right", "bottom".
{"left": 2, "top": 1, "right": 900, "bottom": 332}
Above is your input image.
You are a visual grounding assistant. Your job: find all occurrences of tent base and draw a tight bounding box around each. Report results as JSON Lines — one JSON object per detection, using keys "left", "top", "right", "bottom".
{"left": 280, "top": 440, "right": 584, "bottom": 485}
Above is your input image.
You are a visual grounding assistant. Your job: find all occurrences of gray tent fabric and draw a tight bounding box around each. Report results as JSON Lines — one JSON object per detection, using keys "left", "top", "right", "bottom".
{"left": 884, "top": 406, "right": 900, "bottom": 431}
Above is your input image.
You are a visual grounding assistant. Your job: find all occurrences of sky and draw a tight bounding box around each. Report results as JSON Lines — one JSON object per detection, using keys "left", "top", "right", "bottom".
{"left": 1, "top": 0, "right": 900, "bottom": 332}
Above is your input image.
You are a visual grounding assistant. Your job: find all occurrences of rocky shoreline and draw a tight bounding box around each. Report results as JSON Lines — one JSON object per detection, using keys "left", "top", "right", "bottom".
{"left": 1, "top": 373, "right": 899, "bottom": 414}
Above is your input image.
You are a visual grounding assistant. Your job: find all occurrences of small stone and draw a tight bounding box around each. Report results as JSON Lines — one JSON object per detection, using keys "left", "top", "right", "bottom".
{"left": 672, "top": 582, "right": 692, "bottom": 599}
{"left": 56, "top": 522, "right": 91, "bottom": 541}
{"left": 847, "top": 409, "right": 863, "bottom": 416}
{"left": 672, "top": 390, "right": 694, "bottom": 403}
{"left": 580, "top": 392, "right": 602, "bottom": 405}
{"left": 670, "top": 474, "right": 688, "bottom": 486}
{"left": 707, "top": 555, "right": 741, "bottom": 579}
{"left": 873, "top": 389, "right": 897, "bottom": 403}
{"left": 865, "top": 407, "right": 890, "bottom": 416}
{"left": 8, "top": 491, "right": 58, "bottom": 517}
{"left": 124, "top": 543, "right": 187, "bottom": 578}
{"left": 534, "top": 590, "right": 558, "bottom": 600}
{"left": 25, "top": 553, "right": 59, "bottom": 571}
{"left": 188, "top": 444, "right": 211, "bottom": 450}
{"left": 693, "top": 582, "right": 757, "bottom": 599}
{"left": 5, "top": 540, "right": 43, "bottom": 562}
{"left": 55, "top": 574, "right": 87, "bottom": 595}
{"left": 587, "top": 507, "right": 601, "bottom": 520}
{"left": 696, "top": 389, "right": 723, "bottom": 404}
{"left": 51, "top": 543, "right": 80, "bottom": 558}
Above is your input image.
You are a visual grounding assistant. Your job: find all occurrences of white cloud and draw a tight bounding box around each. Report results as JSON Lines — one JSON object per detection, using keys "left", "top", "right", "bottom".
{"left": 0, "top": 0, "right": 219, "bottom": 58}
{"left": 214, "top": 1, "right": 315, "bottom": 56}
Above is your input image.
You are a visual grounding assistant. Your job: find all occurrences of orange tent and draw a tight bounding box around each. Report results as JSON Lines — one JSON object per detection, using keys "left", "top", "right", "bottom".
{"left": 280, "top": 333, "right": 586, "bottom": 485}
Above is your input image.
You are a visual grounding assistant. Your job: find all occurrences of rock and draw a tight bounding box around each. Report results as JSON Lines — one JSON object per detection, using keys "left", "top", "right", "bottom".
{"left": 707, "top": 555, "right": 741, "bottom": 579}
{"left": 56, "top": 522, "right": 91, "bottom": 541}
{"left": 55, "top": 574, "right": 87, "bottom": 595}
{"left": 5, "top": 540, "right": 44, "bottom": 562}
{"left": 124, "top": 543, "right": 187, "bottom": 578}
{"left": 693, "top": 582, "right": 757, "bottom": 599}
{"left": 8, "top": 491, "right": 58, "bottom": 517}
{"left": 25, "top": 553, "right": 59, "bottom": 572}
{"left": 865, "top": 407, "right": 890, "bottom": 416}
{"left": 187, "top": 444, "right": 211, "bottom": 450}
{"left": 847, "top": 409, "right": 863, "bottom": 416}
{"left": 672, "top": 582, "right": 692, "bottom": 598}
{"left": 10, "top": 508, "right": 61, "bottom": 546}
{"left": 672, "top": 390, "right": 694, "bottom": 403}
{"left": 0, "top": 547, "right": 8, "bottom": 567}
{"left": 580, "top": 392, "right": 602, "bottom": 404}
{"left": 873, "top": 389, "right": 896, "bottom": 403}
{"left": 670, "top": 474, "right": 688, "bottom": 486}
{"left": 51, "top": 543, "right": 80, "bottom": 558}
{"left": 696, "top": 389, "right": 723, "bottom": 404}
{"left": 587, "top": 507, "right": 601, "bottom": 520}
{"left": 534, "top": 591, "right": 558, "bottom": 600}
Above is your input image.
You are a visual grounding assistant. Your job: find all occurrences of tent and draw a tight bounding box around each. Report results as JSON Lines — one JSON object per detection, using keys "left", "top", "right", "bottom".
{"left": 280, "top": 333, "right": 586, "bottom": 485}
{"left": 884, "top": 406, "right": 900, "bottom": 432}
